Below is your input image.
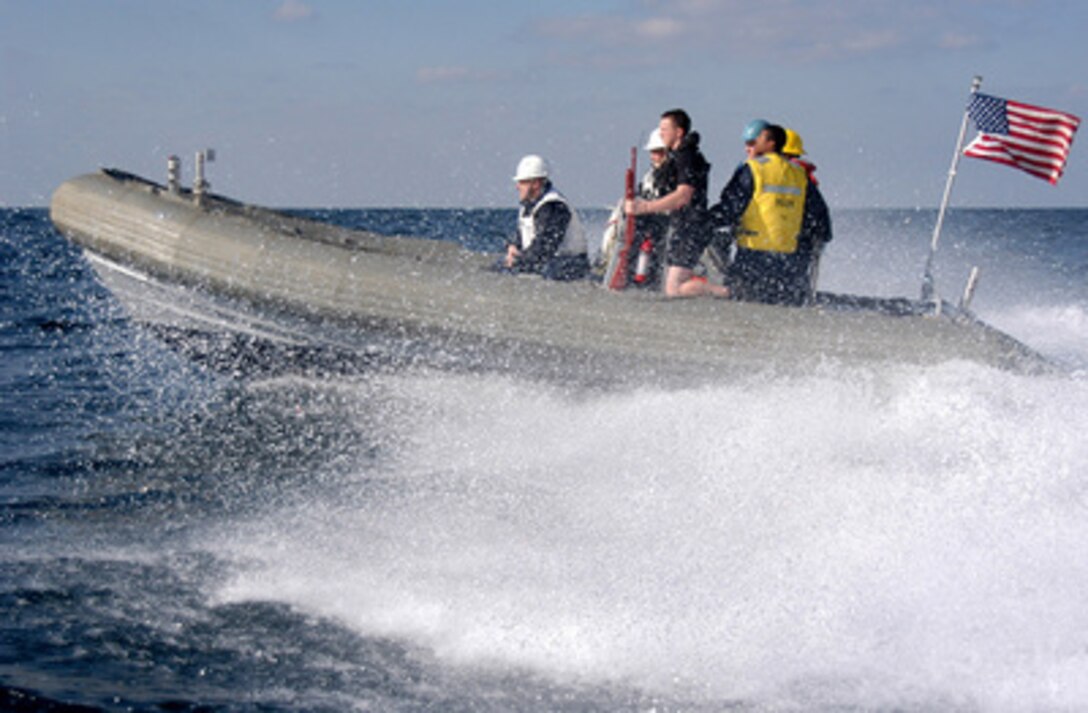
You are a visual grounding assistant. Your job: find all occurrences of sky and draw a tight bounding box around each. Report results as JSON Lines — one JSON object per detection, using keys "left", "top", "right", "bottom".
{"left": 1, "top": 0, "right": 1086, "bottom": 209}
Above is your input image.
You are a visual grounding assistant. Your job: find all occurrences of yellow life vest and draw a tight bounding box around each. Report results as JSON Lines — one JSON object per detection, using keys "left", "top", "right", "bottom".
{"left": 737, "top": 153, "right": 808, "bottom": 254}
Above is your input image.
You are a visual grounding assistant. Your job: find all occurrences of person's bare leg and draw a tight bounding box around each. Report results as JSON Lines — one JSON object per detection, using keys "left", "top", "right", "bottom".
{"left": 665, "top": 265, "right": 730, "bottom": 298}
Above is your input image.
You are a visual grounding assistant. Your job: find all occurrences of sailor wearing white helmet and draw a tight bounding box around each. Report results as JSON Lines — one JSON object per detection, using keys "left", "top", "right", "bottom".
{"left": 631, "top": 128, "right": 676, "bottom": 288}
{"left": 597, "top": 129, "right": 676, "bottom": 287}
{"left": 640, "top": 128, "right": 673, "bottom": 198}
{"left": 503, "top": 155, "right": 589, "bottom": 281}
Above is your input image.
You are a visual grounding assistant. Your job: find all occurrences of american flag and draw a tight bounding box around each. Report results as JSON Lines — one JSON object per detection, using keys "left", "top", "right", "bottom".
{"left": 963, "top": 93, "right": 1080, "bottom": 185}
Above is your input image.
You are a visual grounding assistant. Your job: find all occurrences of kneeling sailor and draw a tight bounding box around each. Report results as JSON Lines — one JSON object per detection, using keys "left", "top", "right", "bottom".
{"left": 709, "top": 123, "right": 831, "bottom": 305}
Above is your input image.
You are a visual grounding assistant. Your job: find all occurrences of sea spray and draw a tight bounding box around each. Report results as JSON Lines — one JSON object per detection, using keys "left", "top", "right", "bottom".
{"left": 213, "top": 363, "right": 1088, "bottom": 709}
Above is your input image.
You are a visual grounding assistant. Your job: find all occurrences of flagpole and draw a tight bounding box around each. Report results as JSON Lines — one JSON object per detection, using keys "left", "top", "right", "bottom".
{"left": 921, "top": 75, "right": 983, "bottom": 304}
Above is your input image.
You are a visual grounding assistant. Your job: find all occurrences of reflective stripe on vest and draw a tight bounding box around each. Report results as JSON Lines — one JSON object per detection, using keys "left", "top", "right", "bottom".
{"left": 737, "top": 154, "right": 808, "bottom": 254}
{"left": 518, "top": 187, "right": 587, "bottom": 255}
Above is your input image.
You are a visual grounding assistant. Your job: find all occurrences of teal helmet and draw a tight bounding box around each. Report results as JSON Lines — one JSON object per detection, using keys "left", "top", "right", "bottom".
{"left": 742, "top": 119, "right": 769, "bottom": 142}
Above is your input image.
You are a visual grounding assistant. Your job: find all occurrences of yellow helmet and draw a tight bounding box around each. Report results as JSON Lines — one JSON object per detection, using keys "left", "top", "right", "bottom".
{"left": 783, "top": 129, "right": 805, "bottom": 157}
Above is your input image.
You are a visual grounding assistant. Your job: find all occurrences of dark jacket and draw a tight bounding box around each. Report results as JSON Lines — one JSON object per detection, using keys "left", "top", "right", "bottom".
{"left": 708, "top": 156, "right": 832, "bottom": 305}
{"left": 506, "top": 181, "right": 589, "bottom": 281}
{"left": 668, "top": 131, "right": 712, "bottom": 242}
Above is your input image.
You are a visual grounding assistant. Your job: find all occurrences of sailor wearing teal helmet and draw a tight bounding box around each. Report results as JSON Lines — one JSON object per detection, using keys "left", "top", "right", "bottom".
{"left": 708, "top": 120, "right": 832, "bottom": 305}
{"left": 742, "top": 119, "right": 770, "bottom": 161}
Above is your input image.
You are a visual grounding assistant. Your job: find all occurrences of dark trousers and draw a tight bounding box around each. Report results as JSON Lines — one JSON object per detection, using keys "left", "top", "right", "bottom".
{"left": 494, "top": 253, "right": 590, "bottom": 281}
{"left": 724, "top": 248, "right": 811, "bottom": 306}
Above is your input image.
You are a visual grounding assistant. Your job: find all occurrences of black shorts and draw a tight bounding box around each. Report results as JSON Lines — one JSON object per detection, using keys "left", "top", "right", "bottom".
{"left": 665, "top": 225, "right": 713, "bottom": 270}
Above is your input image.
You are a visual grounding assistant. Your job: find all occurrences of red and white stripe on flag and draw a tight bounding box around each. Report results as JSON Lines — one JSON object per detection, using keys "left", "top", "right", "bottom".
{"left": 963, "top": 95, "right": 1081, "bottom": 185}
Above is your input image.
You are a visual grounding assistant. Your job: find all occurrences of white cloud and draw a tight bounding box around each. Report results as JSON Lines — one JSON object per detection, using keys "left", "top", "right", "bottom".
{"left": 529, "top": 0, "right": 1008, "bottom": 68}
{"left": 939, "top": 32, "right": 981, "bottom": 49}
{"left": 273, "top": 0, "right": 314, "bottom": 22}
{"left": 416, "top": 66, "right": 471, "bottom": 83}
{"left": 634, "top": 17, "right": 685, "bottom": 40}
{"left": 841, "top": 29, "right": 901, "bottom": 53}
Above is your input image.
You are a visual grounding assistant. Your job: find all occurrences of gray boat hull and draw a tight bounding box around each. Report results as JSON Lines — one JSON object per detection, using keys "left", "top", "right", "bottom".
{"left": 50, "top": 169, "right": 1052, "bottom": 385}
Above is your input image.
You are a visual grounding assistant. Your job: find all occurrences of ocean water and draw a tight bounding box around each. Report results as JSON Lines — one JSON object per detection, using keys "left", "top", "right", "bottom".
{"left": 2, "top": 205, "right": 1088, "bottom": 711}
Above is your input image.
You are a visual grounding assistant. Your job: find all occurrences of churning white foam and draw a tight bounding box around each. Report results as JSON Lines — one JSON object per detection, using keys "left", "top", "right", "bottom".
{"left": 214, "top": 362, "right": 1088, "bottom": 710}
{"left": 989, "top": 302, "right": 1088, "bottom": 372}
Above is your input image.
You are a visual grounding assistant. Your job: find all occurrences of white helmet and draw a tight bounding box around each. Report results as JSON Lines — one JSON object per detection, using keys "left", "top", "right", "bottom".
{"left": 645, "top": 128, "right": 667, "bottom": 151}
{"left": 513, "top": 154, "right": 549, "bottom": 182}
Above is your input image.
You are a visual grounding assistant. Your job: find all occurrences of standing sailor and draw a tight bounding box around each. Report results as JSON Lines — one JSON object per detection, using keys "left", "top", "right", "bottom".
{"left": 504, "top": 155, "right": 589, "bottom": 281}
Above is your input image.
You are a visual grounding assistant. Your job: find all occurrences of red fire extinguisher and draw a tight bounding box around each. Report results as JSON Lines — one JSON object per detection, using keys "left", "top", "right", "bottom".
{"left": 633, "top": 238, "right": 654, "bottom": 284}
